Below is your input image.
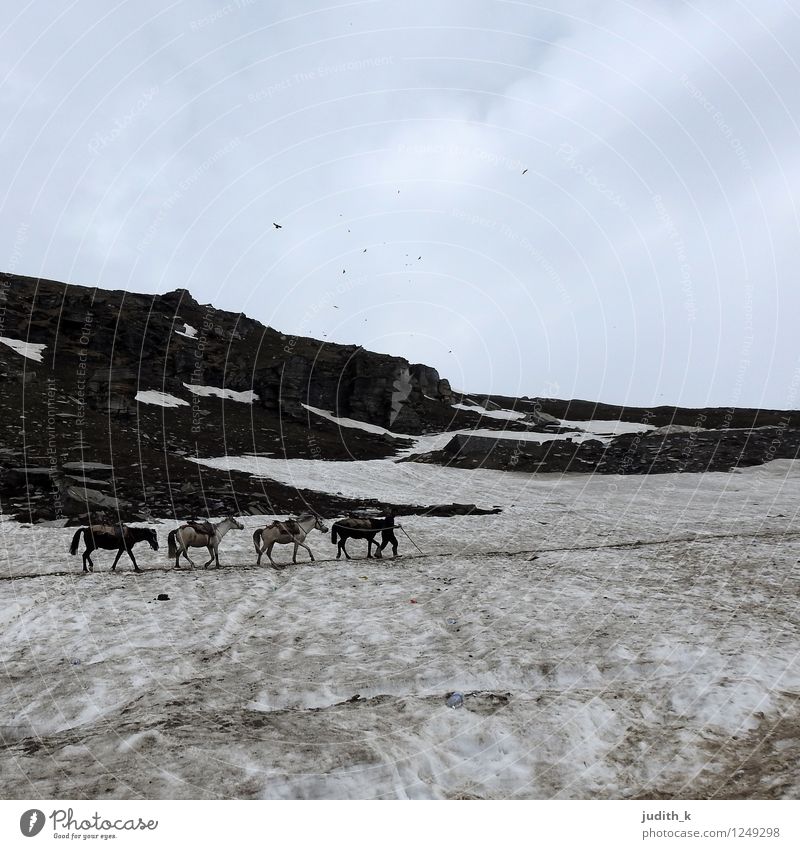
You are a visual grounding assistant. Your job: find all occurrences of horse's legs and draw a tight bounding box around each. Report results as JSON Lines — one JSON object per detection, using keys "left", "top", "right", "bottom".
{"left": 292, "top": 537, "right": 314, "bottom": 562}
{"left": 255, "top": 533, "right": 264, "bottom": 566}
{"left": 379, "top": 533, "right": 398, "bottom": 558}
{"left": 266, "top": 542, "right": 280, "bottom": 568}
{"left": 203, "top": 545, "right": 214, "bottom": 568}
{"left": 179, "top": 541, "right": 195, "bottom": 568}
{"left": 214, "top": 544, "right": 221, "bottom": 569}
{"left": 111, "top": 546, "right": 124, "bottom": 571}
{"left": 126, "top": 543, "right": 141, "bottom": 572}
{"left": 340, "top": 538, "right": 350, "bottom": 559}
{"left": 184, "top": 540, "right": 196, "bottom": 567}
{"left": 292, "top": 542, "right": 298, "bottom": 564}
{"left": 83, "top": 541, "right": 95, "bottom": 572}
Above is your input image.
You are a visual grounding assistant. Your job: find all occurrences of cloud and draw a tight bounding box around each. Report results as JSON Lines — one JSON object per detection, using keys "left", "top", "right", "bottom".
{"left": 2, "top": 0, "right": 799, "bottom": 406}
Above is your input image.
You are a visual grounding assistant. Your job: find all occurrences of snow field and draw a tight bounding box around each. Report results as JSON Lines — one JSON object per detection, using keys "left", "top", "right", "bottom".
{"left": 1, "top": 461, "right": 799, "bottom": 798}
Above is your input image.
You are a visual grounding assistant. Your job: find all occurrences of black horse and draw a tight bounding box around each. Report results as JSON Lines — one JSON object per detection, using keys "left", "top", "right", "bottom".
{"left": 69, "top": 525, "right": 159, "bottom": 573}
{"left": 330, "top": 514, "right": 398, "bottom": 559}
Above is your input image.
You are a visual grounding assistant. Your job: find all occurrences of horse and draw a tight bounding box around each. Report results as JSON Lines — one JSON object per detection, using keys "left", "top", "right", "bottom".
{"left": 68, "top": 524, "right": 159, "bottom": 573}
{"left": 166, "top": 516, "right": 244, "bottom": 569}
{"left": 253, "top": 513, "right": 328, "bottom": 567}
{"left": 330, "top": 514, "right": 399, "bottom": 560}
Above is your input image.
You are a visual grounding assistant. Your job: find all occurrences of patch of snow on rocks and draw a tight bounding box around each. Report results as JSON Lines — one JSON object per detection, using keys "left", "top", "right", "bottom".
{"left": 135, "top": 390, "right": 190, "bottom": 408}
{"left": 183, "top": 383, "right": 258, "bottom": 403}
{"left": 452, "top": 402, "right": 526, "bottom": 421}
{"left": 175, "top": 323, "right": 199, "bottom": 339}
{"left": 0, "top": 336, "right": 46, "bottom": 362}
{"left": 559, "top": 419, "right": 655, "bottom": 436}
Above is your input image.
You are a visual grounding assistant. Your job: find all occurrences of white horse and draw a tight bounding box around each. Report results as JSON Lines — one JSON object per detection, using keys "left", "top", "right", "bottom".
{"left": 253, "top": 513, "right": 328, "bottom": 567}
{"left": 167, "top": 516, "right": 244, "bottom": 568}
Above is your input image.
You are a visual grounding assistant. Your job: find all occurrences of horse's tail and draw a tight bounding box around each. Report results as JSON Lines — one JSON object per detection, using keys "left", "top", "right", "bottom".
{"left": 69, "top": 528, "right": 84, "bottom": 555}
{"left": 167, "top": 529, "right": 178, "bottom": 559}
{"left": 331, "top": 524, "right": 339, "bottom": 543}
{"left": 252, "top": 528, "right": 262, "bottom": 553}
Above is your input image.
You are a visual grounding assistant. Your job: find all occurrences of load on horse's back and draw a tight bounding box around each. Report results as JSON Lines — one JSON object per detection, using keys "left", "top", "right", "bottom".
{"left": 330, "top": 514, "right": 399, "bottom": 559}
{"left": 167, "top": 516, "right": 244, "bottom": 569}
{"left": 253, "top": 513, "right": 328, "bottom": 567}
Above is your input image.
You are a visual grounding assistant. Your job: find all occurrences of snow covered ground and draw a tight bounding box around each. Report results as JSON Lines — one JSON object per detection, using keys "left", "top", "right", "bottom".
{"left": 1, "top": 455, "right": 799, "bottom": 799}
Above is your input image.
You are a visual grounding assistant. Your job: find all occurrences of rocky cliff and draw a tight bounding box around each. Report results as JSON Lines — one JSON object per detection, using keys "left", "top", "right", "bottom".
{"left": 0, "top": 273, "right": 481, "bottom": 522}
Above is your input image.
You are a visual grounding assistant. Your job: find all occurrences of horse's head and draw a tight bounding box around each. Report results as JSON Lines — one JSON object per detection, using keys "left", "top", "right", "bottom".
{"left": 229, "top": 516, "right": 245, "bottom": 530}
{"left": 146, "top": 528, "right": 159, "bottom": 551}
{"left": 315, "top": 516, "right": 328, "bottom": 534}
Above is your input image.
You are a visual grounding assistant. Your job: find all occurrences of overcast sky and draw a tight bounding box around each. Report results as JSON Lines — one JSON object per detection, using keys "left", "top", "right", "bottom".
{"left": 2, "top": 0, "right": 799, "bottom": 408}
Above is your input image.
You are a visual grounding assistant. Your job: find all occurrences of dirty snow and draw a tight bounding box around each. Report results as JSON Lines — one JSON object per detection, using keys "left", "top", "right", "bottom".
{"left": 0, "top": 336, "right": 46, "bottom": 362}
{"left": 183, "top": 383, "right": 259, "bottom": 403}
{"left": 1, "top": 459, "right": 799, "bottom": 799}
{"left": 135, "top": 390, "right": 190, "bottom": 408}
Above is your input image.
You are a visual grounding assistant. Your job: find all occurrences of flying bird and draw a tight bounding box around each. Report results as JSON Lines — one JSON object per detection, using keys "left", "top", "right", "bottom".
{"left": 273, "top": 222, "right": 282, "bottom": 229}
{"left": 522, "top": 169, "right": 528, "bottom": 174}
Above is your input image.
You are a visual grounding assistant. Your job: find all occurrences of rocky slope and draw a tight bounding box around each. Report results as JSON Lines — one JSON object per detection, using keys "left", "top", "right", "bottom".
{"left": 1, "top": 272, "right": 799, "bottom": 523}
{"left": 0, "top": 273, "right": 509, "bottom": 522}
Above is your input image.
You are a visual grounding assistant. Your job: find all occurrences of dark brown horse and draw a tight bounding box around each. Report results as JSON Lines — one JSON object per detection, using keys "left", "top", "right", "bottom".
{"left": 69, "top": 525, "right": 159, "bottom": 572}
{"left": 330, "top": 514, "right": 398, "bottom": 559}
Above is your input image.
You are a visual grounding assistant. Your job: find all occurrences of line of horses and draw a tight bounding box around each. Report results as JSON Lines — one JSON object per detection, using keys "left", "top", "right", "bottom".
{"left": 68, "top": 513, "right": 400, "bottom": 573}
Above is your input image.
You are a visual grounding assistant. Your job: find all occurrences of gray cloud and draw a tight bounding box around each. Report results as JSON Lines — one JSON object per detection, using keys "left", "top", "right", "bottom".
{"left": 2, "top": 0, "right": 799, "bottom": 407}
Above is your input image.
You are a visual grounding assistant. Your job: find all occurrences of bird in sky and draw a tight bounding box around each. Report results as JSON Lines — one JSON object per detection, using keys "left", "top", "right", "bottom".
{"left": 273, "top": 222, "right": 282, "bottom": 229}
{"left": 522, "top": 169, "right": 528, "bottom": 174}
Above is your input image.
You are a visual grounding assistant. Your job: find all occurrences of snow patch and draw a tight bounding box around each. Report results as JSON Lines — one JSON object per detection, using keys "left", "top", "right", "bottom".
{"left": 452, "top": 402, "right": 526, "bottom": 421}
{"left": 135, "top": 390, "right": 189, "bottom": 408}
{"left": 0, "top": 336, "right": 46, "bottom": 362}
{"left": 175, "top": 323, "right": 199, "bottom": 339}
{"left": 302, "top": 404, "right": 407, "bottom": 438}
{"left": 559, "top": 419, "right": 655, "bottom": 436}
{"left": 183, "top": 383, "right": 259, "bottom": 403}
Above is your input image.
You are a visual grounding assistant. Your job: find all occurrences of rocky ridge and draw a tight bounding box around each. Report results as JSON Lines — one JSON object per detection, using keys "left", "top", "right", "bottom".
{"left": 1, "top": 272, "right": 799, "bottom": 523}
